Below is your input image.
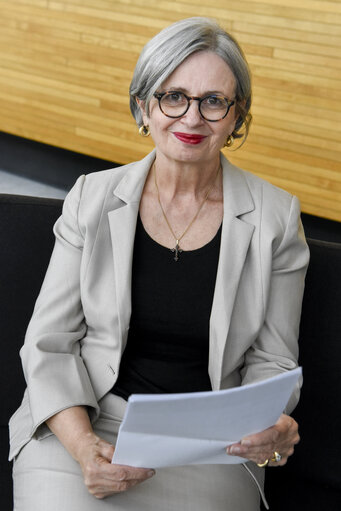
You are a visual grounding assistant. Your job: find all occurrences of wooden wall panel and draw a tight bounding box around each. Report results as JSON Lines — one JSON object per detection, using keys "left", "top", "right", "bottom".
{"left": 0, "top": 0, "right": 340, "bottom": 221}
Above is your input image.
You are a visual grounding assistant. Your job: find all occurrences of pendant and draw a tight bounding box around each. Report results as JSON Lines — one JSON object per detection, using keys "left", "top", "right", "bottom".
{"left": 171, "top": 240, "right": 183, "bottom": 261}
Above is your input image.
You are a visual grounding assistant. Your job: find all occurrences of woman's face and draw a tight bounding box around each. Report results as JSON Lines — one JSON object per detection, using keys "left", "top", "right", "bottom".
{"left": 139, "top": 51, "right": 238, "bottom": 166}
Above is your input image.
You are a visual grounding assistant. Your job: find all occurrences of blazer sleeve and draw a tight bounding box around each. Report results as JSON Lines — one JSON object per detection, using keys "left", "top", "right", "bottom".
{"left": 240, "top": 195, "right": 309, "bottom": 414}
{"left": 19, "top": 174, "right": 100, "bottom": 439}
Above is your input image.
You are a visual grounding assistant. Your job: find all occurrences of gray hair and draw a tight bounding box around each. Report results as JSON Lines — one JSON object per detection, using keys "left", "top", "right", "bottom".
{"left": 130, "top": 17, "right": 252, "bottom": 142}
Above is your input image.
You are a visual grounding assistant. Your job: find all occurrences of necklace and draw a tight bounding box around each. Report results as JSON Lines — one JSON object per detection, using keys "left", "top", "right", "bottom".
{"left": 153, "top": 162, "right": 221, "bottom": 261}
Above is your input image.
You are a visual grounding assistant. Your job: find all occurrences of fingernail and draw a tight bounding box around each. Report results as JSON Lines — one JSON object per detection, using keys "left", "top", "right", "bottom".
{"left": 230, "top": 446, "right": 240, "bottom": 454}
{"left": 147, "top": 470, "right": 155, "bottom": 477}
{"left": 242, "top": 440, "right": 252, "bottom": 447}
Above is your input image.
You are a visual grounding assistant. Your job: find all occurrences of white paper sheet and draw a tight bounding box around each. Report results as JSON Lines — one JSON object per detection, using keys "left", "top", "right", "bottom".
{"left": 112, "top": 367, "right": 301, "bottom": 468}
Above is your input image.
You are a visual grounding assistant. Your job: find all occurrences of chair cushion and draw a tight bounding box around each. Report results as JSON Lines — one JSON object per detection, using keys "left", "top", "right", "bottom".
{"left": 264, "top": 238, "right": 341, "bottom": 509}
{"left": 0, "top": 194, "right": 63, "bottom": 426}
{"left": 0, "top": 194, "right": 63, "bottom": 509}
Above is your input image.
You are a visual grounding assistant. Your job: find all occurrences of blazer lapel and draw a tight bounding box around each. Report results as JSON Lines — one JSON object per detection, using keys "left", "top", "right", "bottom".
{"left": 107, "top": 150, "right": 254, "bottom": 388}
{"left": 107, "top": 151, "right": 156, "bottom": 350}
{"left": 209, "top": 156, "right": 255, "bottom": 390}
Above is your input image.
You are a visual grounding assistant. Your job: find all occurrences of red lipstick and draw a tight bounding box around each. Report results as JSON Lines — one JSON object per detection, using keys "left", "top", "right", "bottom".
{"left": 173, "top": 132, "right": 206, "bottom": 145}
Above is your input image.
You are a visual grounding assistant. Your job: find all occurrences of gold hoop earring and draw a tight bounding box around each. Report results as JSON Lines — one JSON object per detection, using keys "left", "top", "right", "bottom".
{"left": 139, "top": 125, "right": 150, "bottom": 137}
{"left": 224, "top": 135, "right": 234, "bottom": 147}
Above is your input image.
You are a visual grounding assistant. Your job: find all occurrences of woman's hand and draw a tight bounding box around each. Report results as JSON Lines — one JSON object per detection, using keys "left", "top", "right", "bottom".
{"left": 75, "top": 432, "right": 155, "bottom": 499}
{"left": 46, "top": 406, "right": 155, "bottom": 499}
{"left": 226, "top": 413, "right": 300, "bottom": 467}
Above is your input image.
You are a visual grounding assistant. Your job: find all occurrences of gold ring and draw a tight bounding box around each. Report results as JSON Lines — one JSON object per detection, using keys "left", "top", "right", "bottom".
{"left": 271, "top": 451, "right": 282, "bottom": 462}
{"left": 257, "top": 459, "right": 269, "bottom": 467}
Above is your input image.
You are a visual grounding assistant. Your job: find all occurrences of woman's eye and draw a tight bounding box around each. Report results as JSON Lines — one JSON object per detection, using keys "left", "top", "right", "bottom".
{"left": 166, "top": 92, "right": 183, "bottom": 103}
{"left": 205, "top": 96, "right": 225, "bottom": 108}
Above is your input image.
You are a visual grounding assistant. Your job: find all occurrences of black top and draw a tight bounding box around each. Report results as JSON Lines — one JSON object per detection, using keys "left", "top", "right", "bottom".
{"left": 111, "top": 215, "right": 222, "bottom": 400}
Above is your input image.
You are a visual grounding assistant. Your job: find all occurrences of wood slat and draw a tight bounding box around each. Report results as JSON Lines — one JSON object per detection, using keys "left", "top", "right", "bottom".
{"left": 0, "top": 0, "right": 340, "bottom": 222}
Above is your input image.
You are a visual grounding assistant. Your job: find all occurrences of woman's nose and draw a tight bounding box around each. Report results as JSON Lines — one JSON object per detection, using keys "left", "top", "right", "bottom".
{"left": 181, "top": 100, "right": 204, "bottom": 125}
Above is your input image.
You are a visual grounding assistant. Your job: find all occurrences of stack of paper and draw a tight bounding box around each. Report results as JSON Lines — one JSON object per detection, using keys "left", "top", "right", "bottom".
{"left": 112, "top": 368, "right": 301, "bottom": 468}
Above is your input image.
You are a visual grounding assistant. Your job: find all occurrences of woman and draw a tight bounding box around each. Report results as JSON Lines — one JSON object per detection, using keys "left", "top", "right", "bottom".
{"left": 9, "top": 17, "right": 309, "bottom": 511}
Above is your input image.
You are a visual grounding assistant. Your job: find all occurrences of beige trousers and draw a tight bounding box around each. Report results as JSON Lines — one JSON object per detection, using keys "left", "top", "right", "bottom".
{"left": 13, "top": 393, "right": 266, "bottom": 511}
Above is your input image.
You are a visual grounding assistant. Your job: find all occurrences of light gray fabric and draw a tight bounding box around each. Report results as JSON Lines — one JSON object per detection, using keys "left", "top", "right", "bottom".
{"left": 13, "top": 393, "right": 264, "bottom": 511}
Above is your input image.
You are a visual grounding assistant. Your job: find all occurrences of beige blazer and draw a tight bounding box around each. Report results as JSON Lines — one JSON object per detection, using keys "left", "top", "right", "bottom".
{"left": 9, "top": 150, "right": 309, "bottom": 461}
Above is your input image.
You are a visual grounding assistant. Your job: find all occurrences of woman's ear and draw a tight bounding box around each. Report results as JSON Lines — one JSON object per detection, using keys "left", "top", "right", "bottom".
{"left": 136, "top": 98, "right": 149, "bottom": 125}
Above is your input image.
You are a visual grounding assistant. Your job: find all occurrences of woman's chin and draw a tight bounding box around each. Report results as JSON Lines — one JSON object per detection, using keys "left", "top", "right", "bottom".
{"left": 157, "top": 141, "right": 219, "bottom": 165}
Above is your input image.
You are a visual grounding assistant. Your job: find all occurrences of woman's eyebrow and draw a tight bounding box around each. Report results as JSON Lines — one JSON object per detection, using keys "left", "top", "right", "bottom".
{"left": 161, "top": 85, "right": 188, "bottom": 92}
{"left": 161, "top": 86, "right": 227, "bottom": 96}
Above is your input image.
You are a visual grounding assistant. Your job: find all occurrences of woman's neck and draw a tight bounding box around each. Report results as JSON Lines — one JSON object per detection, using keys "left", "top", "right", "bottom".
{"left": 151, "top": 153, "right": 222, "bottom": 201}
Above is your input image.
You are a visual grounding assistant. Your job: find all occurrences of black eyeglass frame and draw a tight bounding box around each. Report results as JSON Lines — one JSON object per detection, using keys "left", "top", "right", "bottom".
{"left": 153, "top": 91, "right": 235, "bottom": 122}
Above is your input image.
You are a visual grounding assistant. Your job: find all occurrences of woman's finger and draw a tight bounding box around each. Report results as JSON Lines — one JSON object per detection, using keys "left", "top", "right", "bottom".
{"left": 226, "top": 414, "right": 299, "bottom": 466}
{"left": 88, "top": 474, "right": 152, "bottom": 497}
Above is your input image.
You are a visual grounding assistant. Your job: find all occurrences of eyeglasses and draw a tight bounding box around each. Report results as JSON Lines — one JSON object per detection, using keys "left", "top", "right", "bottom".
{"left": 153, "top": 91, "right": 235, "bottom": 122}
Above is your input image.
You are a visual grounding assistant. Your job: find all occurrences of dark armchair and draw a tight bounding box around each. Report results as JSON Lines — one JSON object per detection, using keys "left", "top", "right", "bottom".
{"left": 0, "top": 193, "right": 340, "bottom": 510}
